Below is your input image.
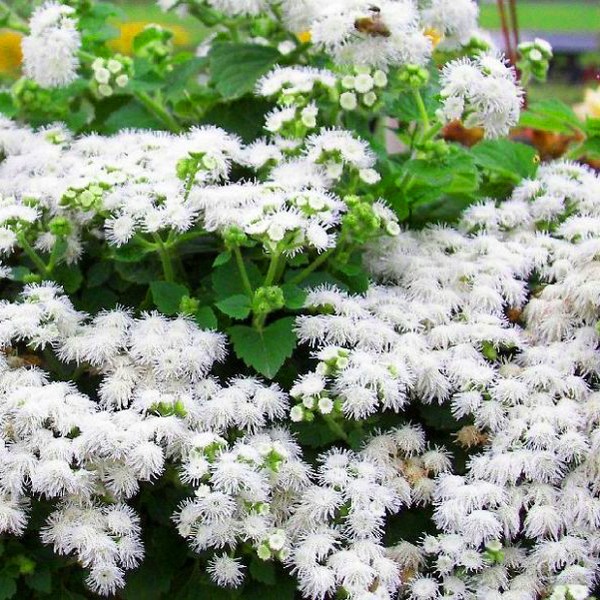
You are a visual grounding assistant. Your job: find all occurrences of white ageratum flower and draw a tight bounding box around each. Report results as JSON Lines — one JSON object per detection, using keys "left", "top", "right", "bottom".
{"left": 438, "top": 54, "right": 523, "bottom": 138}
{"left": 207, "top": 554, "right": 246, "bottom": 587}
{"left": 21, "top": 1, "right": 81, "bottom": 88}
{"left": 421, "top": 0, "right": 479, "bottom": 47}
{"left": 308, "top": 0, "right": 432, "bottom": 67}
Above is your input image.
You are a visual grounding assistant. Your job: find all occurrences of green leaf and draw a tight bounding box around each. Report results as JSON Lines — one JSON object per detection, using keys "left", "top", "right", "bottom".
{"left": 0, "top": 91, "right": 17, "bottom": 118}
{"left": 471, "top": 139, "right": 538, "bottom": 182}
{"left": 0, "top": 574, "right": 17, "bottom": 600}
{"left": 212, "top": 261, "right": 261, "bottom": 300}
{"left": 213, "top": 251, "right": 232, "bottom": 267}
{"left": 216, "top": 294, "right": 252, "bottom": 319}
{"left": 112, "top": 238, "right": 154, "bottom": 262}
{"left": 53, "top": 264, "right": 83, "bottom": 293}
{"left": 10, "top": 266, "right": 31, "bottom": 282}
{"left": 209, "top": 43, "right": 280, "bottom": 100}
{"left": 228, "top": 317, "right": 297, "bottom": 378}
{"left": 103, "top": 100, "right": 163, "bottom": 133}
{"left": 201, "top": 98, "right": 272, "bottom": 142}
{"left": 194, "top": 306, "right": 218, "bottom": 330}
{"left": 150, "top": 281, "right": 189, "bottom": 315}
{"left": 249, "top": 557, "right": 276, "bottom": 585}
{"left": 115, "top": 261, "right": 162, "bottom": 284}
{"left": 281, "top": 283, "right": 307, "bottom": 310}
{"left": 519, "top": 99, "right": 581, "bottom": 134}
{"left": 164, "top": 57, "right": 205, "bottom": 101}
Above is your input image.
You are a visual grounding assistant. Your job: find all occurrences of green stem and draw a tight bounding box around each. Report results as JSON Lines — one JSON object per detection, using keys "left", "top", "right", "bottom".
{"left": 17, "top": 234, "right": 49, "bottom": 277}
{"left": 323, "top": 413, "right": 349, "bottom": 443}
{"left": 289, "top": 249, "right": 333, "bottom": 286}
{"left": 263, "top": 250, "right": 282, "bottom": 288}
{"left": 133, "top": 90, "right": 182, "bottom": 134}
{"left": 412, "top": 88, "right": 430, "bottom": 131}
{"left": 152, "top": 232, "right": 175, "bottom": 282}
{"left": 232, "top": 245, "right": 254, "bottom": 297}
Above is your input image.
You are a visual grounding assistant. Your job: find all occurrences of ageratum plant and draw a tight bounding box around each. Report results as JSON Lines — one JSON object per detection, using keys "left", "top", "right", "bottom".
{"left": 0, "top": 1, "right": 598, "bottom": 599}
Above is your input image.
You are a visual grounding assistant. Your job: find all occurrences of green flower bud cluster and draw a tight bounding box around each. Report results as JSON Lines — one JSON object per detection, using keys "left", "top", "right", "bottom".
{"left": 417, "top": 139, "right": 450, "bottom": 160}
{"left": 464, "top": 35, "right": 492, "bottom": 56}
{"left": 518, "top": 38, "right": 553, "bottom": 83}
{"left": 12, "top": 78, "right": 67, "bottom": 119}
{"left": 133, "top": 25, "right": 174, "bottom": 67}
{"left": 90, "top": 55, "right": 133, "bottom": 98}
{"left": 251, "top": 16, "right": 277, "bottom": 39}
{"left": 265, "top": 104, "right": 319, "bottom": 140}
{"left": 176, "top": 152, "right": 219, "bottom": 185}
{"left": 179, "top": 295, "right": 200, "bottom": 316}
{"left": 339, "top": 65, "right": 388, "bottom": 111}
{"left": 60, "top": 182, "right": 109, "bottom": 211}
{"left": 223, "top": 226, "right": 248, "bottom": 249}
{"left": 48, "top": 216, "right": 73, "bottom": 237}
{"left": 256, "top": 529, "right": 289, "bottom": 561}
{"left": 290, "top": 392, "right": 338, "bottom": 423}
{"left": 342, "top": 195, "right": 399, "bottom": 244}
{"left": 397, "top": 64, "right": 430, "bottom": 89}
{"left": 252, "top": 286, "right": 285, "bottom": 316}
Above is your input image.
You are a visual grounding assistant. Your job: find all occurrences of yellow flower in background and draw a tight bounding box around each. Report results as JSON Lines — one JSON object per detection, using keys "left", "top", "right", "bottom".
{"left": 0, "top": 20, "right": 193, "bottom": 76}
{"left": 296, "top": 31, "right": 312, "bottom": 44}
{"left": 108, "top": 21, "right": 191, "bottom": 54}
{"left": 0, "top": 30, "right": 23, "bottom": 74}
{"left": 423, "top": 27, "right": 444, "bottom": 49}
{"left": 574, "top": 87, "right": 600, "bottom": 121}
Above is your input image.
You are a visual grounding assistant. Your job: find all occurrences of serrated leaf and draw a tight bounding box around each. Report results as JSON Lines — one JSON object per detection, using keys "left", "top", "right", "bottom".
{"left": 194, "top": 307, "right": 218, "bottom": 330}
{"left": 471, "top": 139, "right": 538, "bottom": 181}
{"left": 228, "top": 317, "right": 297, "bottom": 378}
{"left": 209, "top": 43, "right": 280, "bottom": 100}
{"left": 150, "top": 281, "right": 189, "bottom": 315}
{"left": 519, "top": 99, "right": 581, "bottom": 134}
{"left": 281, "top": 283, "right": 307, "bottom": 310}
{"left": 216, "top": 294, "right": 252, "bottom": 319}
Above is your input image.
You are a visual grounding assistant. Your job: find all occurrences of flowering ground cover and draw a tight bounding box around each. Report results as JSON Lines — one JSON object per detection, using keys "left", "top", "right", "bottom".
{"left": 0, "top": 1, "right": 598, "bottom": 599}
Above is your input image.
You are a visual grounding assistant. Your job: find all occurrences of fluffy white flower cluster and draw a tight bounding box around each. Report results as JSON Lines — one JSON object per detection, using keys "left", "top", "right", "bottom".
{"left": 286, "top": 428, "right": 449, "bottom": 600}
{"left": 293, "top": 161, "right": 600, "bottom": 598}
{"left": 421, "top": 0, "right": 480, "bottom": 49}
{"left": 438, "top": 54, "right": 523, "bottom": 138}
{"left": 161, "top": 0, "right": 484, "bottom": 68}
{"left": 21, "top": 1, "right": 81, "bottom": 88}
{"left": 0, "top": 281, "right": 449, "bottom": 597}
{"left": 0, "top": 116, "right": 393, "bottom": 264}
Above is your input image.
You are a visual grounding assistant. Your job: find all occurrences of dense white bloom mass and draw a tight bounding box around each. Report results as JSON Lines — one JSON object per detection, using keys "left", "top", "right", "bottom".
{"left": 438, "top": 54, "right": 523, "bottom": 138}
{"left": 1, "top": 157, "right": 598, "bottom": 598}
{"left": 21, "top": 1, "right": 81, "bottom": 88}
{"left": 293, "top": 161, "right": 600, "bottom": 598}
